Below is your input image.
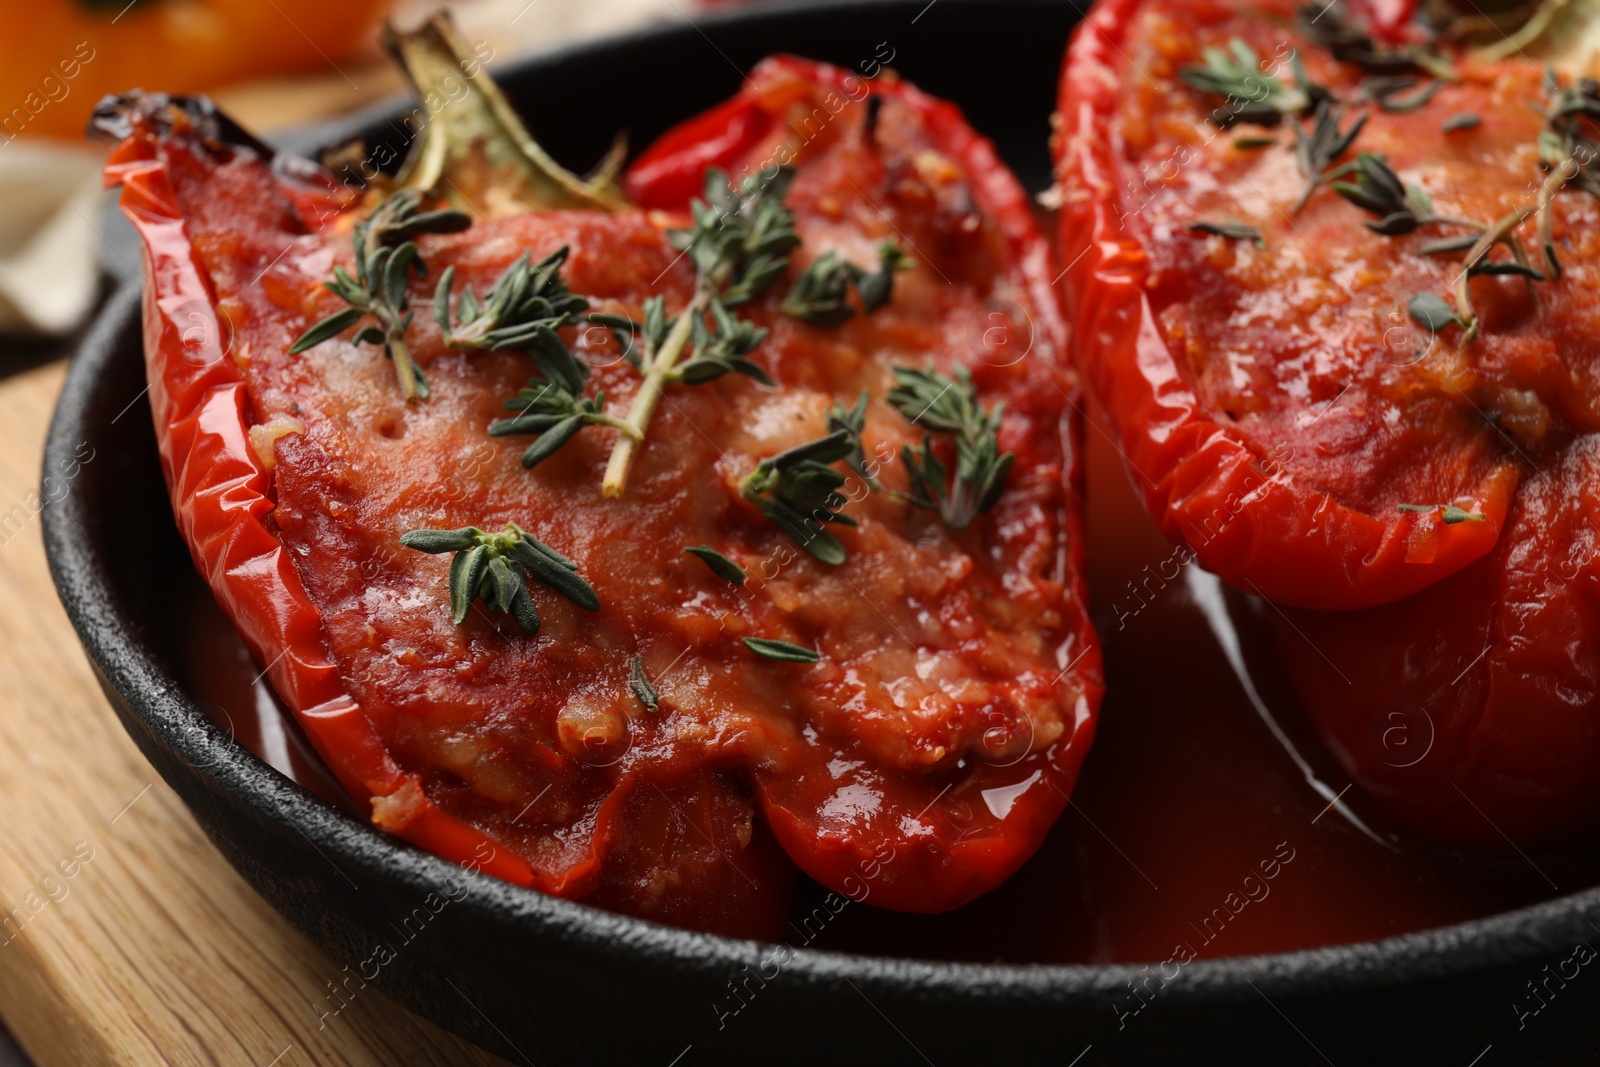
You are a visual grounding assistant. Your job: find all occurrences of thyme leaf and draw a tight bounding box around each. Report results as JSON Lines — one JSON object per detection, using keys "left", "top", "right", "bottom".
{"left": 1407, "top": 292, "right": 1463, "bottom": 331}
{"left": 1189, "top": 219, "right": 1266, "bottom": 247}
{"left": 1469, "top": 260, "right": 1545, "bottom": 280}
{"left": 629, "top": 655, "right": 660, "bottom": 712}
{"left": 1355, "top": 75, "right": 1441, "bottom": 113}
{"left": 743, "top": 637, "right": 821, "bottom": 663}
{"left": 685, "top": 545, "right": 747, "bottom": 585}
{"left": 1179, "top": 38, "right": 1309, "bottom": 127}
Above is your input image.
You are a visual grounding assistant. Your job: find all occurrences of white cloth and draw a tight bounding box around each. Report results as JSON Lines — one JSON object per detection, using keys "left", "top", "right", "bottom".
{"left": 0, "top": 140, "right": 105, "bottom": 337}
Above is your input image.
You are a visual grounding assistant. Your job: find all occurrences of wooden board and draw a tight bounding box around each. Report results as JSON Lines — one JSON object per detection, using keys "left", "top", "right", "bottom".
{"left": 0, "top": 358, "right": 509, "bottom": 1067}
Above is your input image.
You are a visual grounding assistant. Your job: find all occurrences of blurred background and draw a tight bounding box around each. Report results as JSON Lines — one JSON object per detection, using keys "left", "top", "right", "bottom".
{"left": 0, "top": 0, "right": 763, "bottom": 345}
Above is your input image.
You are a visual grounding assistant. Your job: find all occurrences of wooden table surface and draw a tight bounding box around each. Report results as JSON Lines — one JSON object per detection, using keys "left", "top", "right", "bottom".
{"left": 0, "top": 356, "right": 511, "bottom": 1065}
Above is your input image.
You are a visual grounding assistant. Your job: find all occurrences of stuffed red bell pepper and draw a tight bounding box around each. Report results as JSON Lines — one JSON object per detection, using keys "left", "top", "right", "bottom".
{"left": 1053, "top": 0, "right": 1545, "bottom": 610}
{"left": 96, "top": 14, "right": 1101, "bottom": 931}
{"left": 1058, "top": 0, "right": 1600, "bottom": 841}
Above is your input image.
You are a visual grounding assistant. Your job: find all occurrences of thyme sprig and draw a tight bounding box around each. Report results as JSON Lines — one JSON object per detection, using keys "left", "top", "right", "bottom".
{"left": 856, "top": 243, "right": 912, "bottom": 312}
{"left": 1329, "top": 153, "right": 1478, "bottom": 234}
{"left": 1405, "top": 211, "right": 1542, "bottom": 339}
{"left": 680, "top": 298, "right": 776, "bottom": 386}
{"left": 1179, "top": 39, "right": 1309, "bottom": 127}
{"left": 827, "top": 389, "right": 879, "bottom": 486}
{"left": 740, "top": 429, "right": 857, "bottom": 566}
{"left": 1295, "top": 2, "right": 1455, "bottom": 80}
{"left": 434, "top": 247, "right": 589, "bottom": 351}
{"left": 1293, "top": 102, "right": 1368, "bottom": 213}
{"left": 1536, "top": 73, "right": 1600, "bottom": 278}
{"left": 1329, "top": 154, "right": 1540, "bottom": 339}
{"left": 602, "top": 294, "right": 778, "bottom": 388}
{"left": 290, "top": 190, "right": 471, "bottom": 401}
{"left": 488, "top": 344, "right": 637, "bottom": 469}
{"left": 781, "top": 243, "right": 910, "bottom": 326}
{"left": 432, "top": 248, "right": 636, "bottom": 468}
{"left": 602, "top": 168, "right": 800, "bottom": 497}
{"left": 400, "top": 522, "right": 599, "bottom": 635}
{"left": 781, "top": 252, "right": 856, "bottom": 327}
{"left": 887, "top": 365, "right": 1014, "bottom": 532}
{"left": 1452, "top": 208, "right": 1536, "bottom": 343}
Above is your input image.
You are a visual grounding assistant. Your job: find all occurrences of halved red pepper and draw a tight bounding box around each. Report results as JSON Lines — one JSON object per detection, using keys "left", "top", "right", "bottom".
{"left": 1058, "top": 0, "right": 1600, "bottom": 844}
{"left": 1054, "top": 0, "right": 1516, "bottom": 610}
{"left": 1272, "top": 475, "right": 1600, "bottom": 847}
{"left": 627, "top": 58, "right": 1103, "bottom": 911}
{"left": 99, "top": 45, "right": 1100, "bottom": 927}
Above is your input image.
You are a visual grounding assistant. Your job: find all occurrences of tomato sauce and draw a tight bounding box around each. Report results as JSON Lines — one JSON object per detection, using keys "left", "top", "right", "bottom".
{"left": 175, "top": 403, "right": 1600, "bottom": 962}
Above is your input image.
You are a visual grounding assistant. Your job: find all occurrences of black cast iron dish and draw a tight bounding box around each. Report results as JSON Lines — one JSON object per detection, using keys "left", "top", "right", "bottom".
{"left": 44, "top": 1, "right": 1600, "bottom": 1063}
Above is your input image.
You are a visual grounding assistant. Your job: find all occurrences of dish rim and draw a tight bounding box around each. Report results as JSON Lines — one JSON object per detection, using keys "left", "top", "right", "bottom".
{"left": 47, "top": 0, "right": 1600, "bottom": 1009}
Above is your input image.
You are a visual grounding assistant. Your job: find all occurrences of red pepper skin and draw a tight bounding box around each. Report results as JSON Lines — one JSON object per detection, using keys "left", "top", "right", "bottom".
{"left": 625, "top": 93, "right": 776, "bottom": 211}
{"left": 1053, "top": 0, "right": 1508, "bottom": 611}
{"left": 626, "top": 57, "right": 1103, "bottom": 913}
{"left": 1360, "top": 0, "right": 1425, "bottom": 43}
{"left": 1271, "top": 453, "right": 1600, "bottom": 848}
{"left": 105, "top": 117, "right": 543, "bottom": 889}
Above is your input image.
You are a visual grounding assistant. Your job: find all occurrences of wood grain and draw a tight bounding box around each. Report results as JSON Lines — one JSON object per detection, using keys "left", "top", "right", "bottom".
{"left": 0, "top": 359, "right": 508, "bottom": 1067}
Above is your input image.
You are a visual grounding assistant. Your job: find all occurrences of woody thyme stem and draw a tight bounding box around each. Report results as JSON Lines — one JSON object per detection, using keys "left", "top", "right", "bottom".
{"left": 601, "top": 297, "right": 701, "bottom": 497}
